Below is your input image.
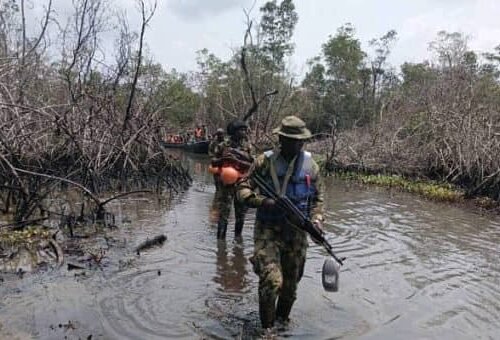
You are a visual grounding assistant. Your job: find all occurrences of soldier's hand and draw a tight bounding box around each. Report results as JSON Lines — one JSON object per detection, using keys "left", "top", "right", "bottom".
{"left": 311, "top": 220, "right": 324, "bottom": 245}
{"left": 313, "top": 219, "right": 324, "bottom": 233}
{"left": 261, "top": 198, "right": 276, "bottom": 210}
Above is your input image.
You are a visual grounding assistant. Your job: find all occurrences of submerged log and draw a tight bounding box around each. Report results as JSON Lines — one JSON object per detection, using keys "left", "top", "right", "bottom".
{"left": 135, "top": 234, "right": 167, "bottom": 255}
{"left": 67, "top": 262, "right": 85, "bottom": 271}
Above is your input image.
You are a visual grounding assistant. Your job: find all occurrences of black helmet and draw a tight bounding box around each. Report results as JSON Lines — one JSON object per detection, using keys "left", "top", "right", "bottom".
{"left": 226, "top": 119, "right": 248, "bottom": 136}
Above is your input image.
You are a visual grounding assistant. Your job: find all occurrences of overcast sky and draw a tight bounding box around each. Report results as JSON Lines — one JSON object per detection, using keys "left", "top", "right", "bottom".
{"left": 35, "top": 0, "right": 500, "bottom": 75}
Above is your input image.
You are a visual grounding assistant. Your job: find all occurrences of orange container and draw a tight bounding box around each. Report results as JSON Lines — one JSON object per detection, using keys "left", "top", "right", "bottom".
{"left": 220, "top": 167, "right": 240, "bottom": 185}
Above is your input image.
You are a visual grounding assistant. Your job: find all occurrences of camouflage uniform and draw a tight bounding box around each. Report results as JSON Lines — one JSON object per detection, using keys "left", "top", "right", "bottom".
{"left": 208, "top": 141, "right": 218, "bottom": 157}
{"left": 209, "top": 137, "right": 224, "bottom": 191}
{"left": 209, "top": 128, "right": 226, "bottom": 154}
{"left": 214, "top": 137, "right": 254, "bottom": 239}
{"left": 237, "top": 116, "right": 323, "bottom": 328}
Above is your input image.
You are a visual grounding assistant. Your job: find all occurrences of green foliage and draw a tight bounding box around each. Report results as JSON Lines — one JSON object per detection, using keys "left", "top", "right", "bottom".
{"left": 481, "top": 45, "right": 500, "bottom": 79}
{"left": 369, "top": 30, "right": 397, "bottom": 71}
{"left": 322, "top": 24, "right": 366, "bottom": 83}
{"left": 428, "top": 31, "right": 469, "bottom": 68}
{"left": 154, "top": 73, "right": 200, "bottom": 127}
{"left": 401, "top": 62, "right": 435, "bottom": 85}
{"left": 335, "top": 172, "right": 465, "bottom": 202}
{"left": 193, "top": 1, "right": 300, "bottom": 135}
{"left": 301, "top": 61, "right": 328, "bottom": 132}
{"left": 301, "top": 24, "right": 370, "bottom": 129}
{"left": 259, "top": 0, "right": 298, "bottom": 70}
{"left": 0, "top": 227, "right": 51, "bottom": 247}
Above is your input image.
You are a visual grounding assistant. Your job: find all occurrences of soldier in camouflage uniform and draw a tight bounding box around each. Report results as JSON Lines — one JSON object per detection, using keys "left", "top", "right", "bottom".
{"left": 213, "top": 119, "right": 254, "bottom": 239}
{"left": 237, "top": 116, "right": 324, "bottom": 329}
{"left": 208, "top": 128, "right": 225, "bottom": 157}
{"left": 209, "top": 128, "right": 226, "bottom": 193}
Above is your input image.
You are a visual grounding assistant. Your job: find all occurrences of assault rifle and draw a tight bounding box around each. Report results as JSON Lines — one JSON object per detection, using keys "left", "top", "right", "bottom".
{"left": 211, "top": 148, "right": 253, "bottom": 172}
{"left": 251, "top": 172, "right": 345, "bottom": 266}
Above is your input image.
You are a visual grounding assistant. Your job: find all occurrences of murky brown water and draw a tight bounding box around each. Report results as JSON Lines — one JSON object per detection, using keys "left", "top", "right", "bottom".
{"left": 1, "top": 152, "right": 500, "bottom": 339}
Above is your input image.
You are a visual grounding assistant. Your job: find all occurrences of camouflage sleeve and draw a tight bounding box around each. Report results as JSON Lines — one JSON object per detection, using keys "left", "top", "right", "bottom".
{"left": 213, "top": 141, "right": 226, "bottom": 159}
{"left": 310, "top": 159, "right": 324, "bottom": 222}
{"left": 249, "top": 143, "right": 257, "bottom": 158}
{"left": 236, "top": 154, "right": 267, "bottom": 208}
{"left": 208, "top": 141, "right": 217, "bottom": 157}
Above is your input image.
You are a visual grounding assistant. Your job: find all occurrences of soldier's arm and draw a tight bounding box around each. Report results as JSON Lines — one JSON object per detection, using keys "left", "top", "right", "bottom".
{"left": 310, "top": 159, "right": 324, "bottom": 223}
{"left": 208, "top": 142, "right": 215, "bottom": 157}
{"left": 211, "top": 141, "right": 227, "bottom": 166}
{"left": 249, "top": 143, "right": 257, "bottom": 158}
{"left": 236, "top": 154, "right": 267, "bottom": 208}
{"left": 213, "top": 142, "right": 224, "bottom": 158}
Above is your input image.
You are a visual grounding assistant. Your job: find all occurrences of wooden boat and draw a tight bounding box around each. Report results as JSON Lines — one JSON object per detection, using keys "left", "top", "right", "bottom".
{"left": 160, "top": 141, "right": 184, "bottom": 149}
{"left": 184, "top": 140, "right": 209, "bottom": 154}
{"left": 160, "top": 140, "right": 209, "bottom": 154}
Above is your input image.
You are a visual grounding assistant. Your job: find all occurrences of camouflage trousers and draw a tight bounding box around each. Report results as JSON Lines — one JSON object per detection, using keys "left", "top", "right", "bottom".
{"left": 213, "top": 174, "right": 223, "bottom": 193}
{"left": 250, "top": 220, "right": 308, "bottom": 328}
{"left": 215, "top": 183, "right": 248, "bottom": 239}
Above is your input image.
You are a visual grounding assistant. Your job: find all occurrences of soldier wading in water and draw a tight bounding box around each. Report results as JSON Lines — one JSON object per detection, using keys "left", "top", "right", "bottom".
{"left": 212, "top": 120, "right": 254, "bottom": 239}
{"left": 208, "top": 128, "right": 226, "bottom": 195}
{"left": 237, "top": 116, "right": 324, "bottom": 329}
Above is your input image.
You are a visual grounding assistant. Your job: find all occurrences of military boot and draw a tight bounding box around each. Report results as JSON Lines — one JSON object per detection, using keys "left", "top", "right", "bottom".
{"left": 276, "top": 297, "right": 294, "bottom": 323}
{"left": 217, "top": 220, "right": 227, "bottom": 239}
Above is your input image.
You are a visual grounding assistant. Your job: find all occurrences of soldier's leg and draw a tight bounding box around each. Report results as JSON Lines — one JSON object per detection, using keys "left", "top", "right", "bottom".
{"left": 252, "top": 228, "right": 282, "bottom": 329}
{"left": 210, "top": 176, "right": 222, "bottom": 223}
{"left": 276, "top": 236, "right": 307, "bottom": 323}
{"left": 233, "top": 193, "right": 248, "bottom": 237}
{"left": 213, "top": 175, "right": 222, "bottom": 193}
{"left": 216, "top": 185, "right": 232, "bottom": 239}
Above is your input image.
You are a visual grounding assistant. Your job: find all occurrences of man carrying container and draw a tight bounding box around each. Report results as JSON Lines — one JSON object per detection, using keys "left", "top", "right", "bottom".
{"left": 236, "top": 115, "right": 324, "bottom": 329}
{"left": 212, "top": 119, "right": 255, "bottom": 239}
{"left": 208, "top": 128, "right": 227, "bottom": 221}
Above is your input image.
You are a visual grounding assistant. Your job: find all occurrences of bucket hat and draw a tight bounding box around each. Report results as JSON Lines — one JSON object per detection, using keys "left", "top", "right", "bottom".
{"left": 273, "top": 116, "right": 312, "bottom": 140}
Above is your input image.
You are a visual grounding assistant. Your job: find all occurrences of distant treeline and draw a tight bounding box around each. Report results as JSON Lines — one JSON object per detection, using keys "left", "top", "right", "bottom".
{"left": 0, "top": 0, "right": 499, "bottom": 206}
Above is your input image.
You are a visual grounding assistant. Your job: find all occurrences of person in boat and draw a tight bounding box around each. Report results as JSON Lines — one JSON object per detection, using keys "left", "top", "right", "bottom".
{"left": 194, "top": 125, "right": 204, "bottom": 141}
{"left": 212, "top": 119, "right": 254, "bottom": 239}
{"left": 236, "top": 116, "right": 324, "bottom": 329}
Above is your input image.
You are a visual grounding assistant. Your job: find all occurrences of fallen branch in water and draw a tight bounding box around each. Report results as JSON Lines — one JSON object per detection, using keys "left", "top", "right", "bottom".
{"left": 136, "top": 234, "right": 167, "bottom": 255}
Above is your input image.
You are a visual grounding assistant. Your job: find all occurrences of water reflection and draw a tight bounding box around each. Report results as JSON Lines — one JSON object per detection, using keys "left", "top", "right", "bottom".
{"left": 207, "top": 173, "right": 222, "bottom": 225}
{"left": 2, "top": 152, "right": 500, "bottom": 339}
{"left": 213, "top": 239, "right": 249, "bottom": 293}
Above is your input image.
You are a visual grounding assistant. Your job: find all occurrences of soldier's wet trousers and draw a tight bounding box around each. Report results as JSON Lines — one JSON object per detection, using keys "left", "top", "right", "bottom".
{"left": 251, "top": 222, "right": 307, "bottom": 328}
{"left": 216, "top": 184, "right": 248, "bottom": 239}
